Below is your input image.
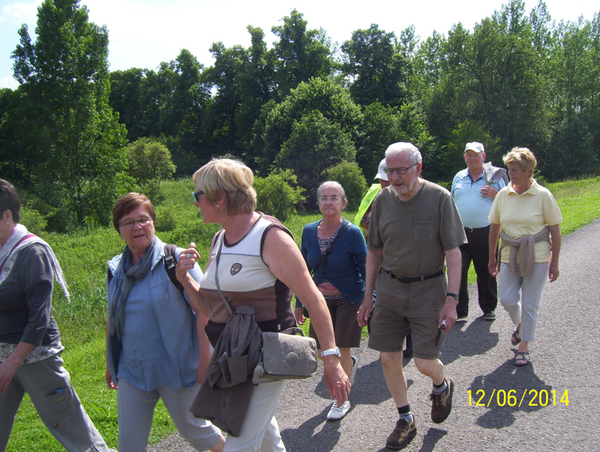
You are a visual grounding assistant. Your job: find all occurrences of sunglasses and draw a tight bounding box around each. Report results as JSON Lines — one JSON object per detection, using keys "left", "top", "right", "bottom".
{"left": 192, "top": 190, "right": 204, "bottom": 202}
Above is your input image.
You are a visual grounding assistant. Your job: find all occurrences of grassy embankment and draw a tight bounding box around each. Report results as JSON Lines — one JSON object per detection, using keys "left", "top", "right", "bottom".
{"left": 6, "top": 176, "right": 600, "bottom": 451}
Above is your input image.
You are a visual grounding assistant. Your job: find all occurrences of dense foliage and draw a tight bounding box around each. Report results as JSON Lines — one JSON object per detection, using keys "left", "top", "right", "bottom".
{"left": 1, "top": 0, "right": 599, "bottom": 232}
{"left": 5, "top": 0, "right": 133, "bottom": 230}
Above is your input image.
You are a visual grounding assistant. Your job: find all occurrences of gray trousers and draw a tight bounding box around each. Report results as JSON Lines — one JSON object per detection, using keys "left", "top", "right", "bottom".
{"left": 498, "top": 262, "right": 550, "bottom": 343}
{"left": 117, "top": 379, "right": 221, "bottom": 452}
{"left": 0, "top": 353, "right": 109, "bottom": 452}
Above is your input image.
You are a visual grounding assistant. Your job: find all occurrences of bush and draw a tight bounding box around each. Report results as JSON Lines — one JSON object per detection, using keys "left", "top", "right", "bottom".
{"left": 140, "top": 180, "right": 165, "bottom": 204}
{"left": 255, "top": 169, "right": 306, "bottom": 221}
{"left": 19, "top": 206, "right": 48, "bottom": 234}
{"left": 323, "top": 161, "right": 368, "bottom": 211}
{"left": 127, "top": 138, "right": 177, "bottom": 185}
{"left": 154, "top": 207, "right": 177, "bottom": 232}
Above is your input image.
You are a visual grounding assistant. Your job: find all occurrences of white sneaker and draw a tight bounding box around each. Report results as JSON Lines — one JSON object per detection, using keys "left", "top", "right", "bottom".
{"left": 327, "top": 399, "right": 351, "bottom": 421}
{"left": 350, "top": 355, "right": 360, "bottom": 384}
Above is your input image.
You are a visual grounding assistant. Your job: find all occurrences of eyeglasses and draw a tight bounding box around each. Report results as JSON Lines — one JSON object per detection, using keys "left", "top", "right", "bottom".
{"left": 384, "top": 163, "right": 418, "bottom": 176}
{"left": 464, "top": 152, "right": 482, "bottom": 159}
{"left": 119, "top": 217, "right": 152, "bottom": 229}
{"left": 319, "top": 195, "right": 341, "bottom": 203}
{"left": 192, "top": 190, "right": 204, "bottom": 202}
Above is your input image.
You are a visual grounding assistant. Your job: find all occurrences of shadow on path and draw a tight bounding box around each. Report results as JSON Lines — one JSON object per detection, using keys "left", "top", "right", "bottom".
{"left": 466, "top": 358, "right": 554, "bottom": 429}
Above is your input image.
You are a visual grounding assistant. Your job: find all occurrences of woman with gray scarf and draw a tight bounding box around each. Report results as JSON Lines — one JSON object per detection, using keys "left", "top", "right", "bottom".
{"left": 106, "top": 192, "right": 225, "bottom": 452}
{"left": 0, "top": 179, "right": 110, "bottom": 451}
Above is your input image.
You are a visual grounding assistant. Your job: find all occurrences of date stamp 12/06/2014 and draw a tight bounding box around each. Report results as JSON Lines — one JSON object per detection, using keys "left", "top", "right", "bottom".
{"left": 467, "top": 389, "right": 569, "bottom": 407}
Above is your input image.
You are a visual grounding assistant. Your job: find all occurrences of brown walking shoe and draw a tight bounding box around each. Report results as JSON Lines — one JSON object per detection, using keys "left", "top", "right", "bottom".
{"left": 385, "top": 417, "right": 417, "bottom": 450}
{"left": 430, "top": 376, "right": 454, "bottom": 423}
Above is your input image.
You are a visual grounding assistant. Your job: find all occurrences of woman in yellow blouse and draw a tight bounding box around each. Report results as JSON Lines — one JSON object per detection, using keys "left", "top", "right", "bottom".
{"left": 488, "top": 148, "right": 562, "bottom": 366}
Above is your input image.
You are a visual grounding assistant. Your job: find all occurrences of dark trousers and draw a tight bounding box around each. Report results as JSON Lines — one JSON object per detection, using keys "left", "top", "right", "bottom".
{"left": 457, "top": 226, "right": 498, "bottom": 316}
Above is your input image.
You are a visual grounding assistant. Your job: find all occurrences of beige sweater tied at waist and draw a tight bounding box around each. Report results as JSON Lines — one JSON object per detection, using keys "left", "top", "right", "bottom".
{"left": 498, "top": 226, "right": 550, "bottom": 277}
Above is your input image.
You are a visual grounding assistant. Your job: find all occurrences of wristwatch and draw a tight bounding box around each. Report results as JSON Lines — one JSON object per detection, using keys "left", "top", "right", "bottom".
{"left": 321, "top": 347, "right": 341, "bottom": 358}
{"left": 446, "top": 292, "right": 459, "bottom": 301}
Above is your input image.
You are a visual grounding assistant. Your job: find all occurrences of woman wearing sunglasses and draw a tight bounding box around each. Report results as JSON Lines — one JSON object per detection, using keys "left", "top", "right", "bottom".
{"left": 178, "top": 157, "right": 350, "bottom": 451}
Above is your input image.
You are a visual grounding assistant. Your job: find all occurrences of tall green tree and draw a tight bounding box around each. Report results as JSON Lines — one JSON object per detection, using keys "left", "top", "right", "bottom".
{"left": 202, "top": 42, "right": 247, "bottom": 156}
{"left": 341, "top": 24, "right": 409, "bottom": 107}
{"left": 0, "top": 88, "right": 41, "bottom": 185}
{"left": 159, "top": 49, "right": 210, "bottom": 173}
{"left": 274, "top": 110, "right": 357, "bottom": 202}
{"left": 358, "top": 102, "right": 435, "bottom": 182}
{"left": 543, "top": 15, "right": 600, "bottom": 178}
{"left": 109, "top": 68, "right": 148, "bottom": 141}
{"left": 11, "top": 0, "right": 131, "bottom": 229}
{"left": 421, "top": 1, "right": 549, "bottom": 154}
{"left": 271, "top": 9, "right": 334, "bottom": 98}
{"left": 235, "top": 26, "right": 276, "bottom": 160}
{"left": 203, "top": 27, "right": 276, "bottom": 163}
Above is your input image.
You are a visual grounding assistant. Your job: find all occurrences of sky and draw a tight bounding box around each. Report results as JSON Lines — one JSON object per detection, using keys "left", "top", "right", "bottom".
{"left": 0, "top": 0, "right": 598, "bottom": 90}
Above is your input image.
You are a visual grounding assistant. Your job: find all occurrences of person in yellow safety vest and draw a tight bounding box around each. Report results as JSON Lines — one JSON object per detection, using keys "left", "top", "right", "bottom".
{"left": 354, "top": 158, "right": 390, "bottom": 239}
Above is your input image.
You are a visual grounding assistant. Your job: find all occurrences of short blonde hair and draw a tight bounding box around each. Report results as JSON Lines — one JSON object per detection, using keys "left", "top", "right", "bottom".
{"left": 503, "top": 147, "right": 537, "bottom": 175}
{"left": 193, "top": 157, "right": 257, "bottom": 216}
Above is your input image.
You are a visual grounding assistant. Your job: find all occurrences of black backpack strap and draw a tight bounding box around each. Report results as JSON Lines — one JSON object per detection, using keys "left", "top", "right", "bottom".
{"left": 163, "top": 244, "right": 185, "bottom": 293}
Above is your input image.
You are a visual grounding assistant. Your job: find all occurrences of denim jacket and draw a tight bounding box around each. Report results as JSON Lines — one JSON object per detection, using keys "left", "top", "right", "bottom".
{"left": 107, "top": 237, "right": 203, "bottom": 391}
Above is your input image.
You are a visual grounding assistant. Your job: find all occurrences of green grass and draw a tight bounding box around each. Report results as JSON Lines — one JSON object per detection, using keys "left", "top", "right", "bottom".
{"left": 6, "top": 176, "right": 600, "bottom": 450}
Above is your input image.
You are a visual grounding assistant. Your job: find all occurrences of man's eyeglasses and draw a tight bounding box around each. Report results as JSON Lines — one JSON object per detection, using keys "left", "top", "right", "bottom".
{"left": 192, "top": 190, "right": 204, "bottom": 202}
{"left": 119, "top": 217, "right": 152, "bottom": 229}
{"left": 384, "top": 163, "right": 418, "bottom": 176}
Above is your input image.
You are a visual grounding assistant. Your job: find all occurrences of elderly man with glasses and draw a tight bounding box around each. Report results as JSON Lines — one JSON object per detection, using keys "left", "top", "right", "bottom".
{"left": 451, "top": 142, "right": 508, "bottom": 323}
{"left": 357, "top": 142, "right": 466, "bottom": 450}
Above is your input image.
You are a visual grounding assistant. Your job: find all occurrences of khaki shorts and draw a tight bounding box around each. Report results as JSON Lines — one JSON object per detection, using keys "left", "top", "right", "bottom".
{"left": 368, "top": 270, "right": 447, "bottom": 360}
{"left": 309, "top": 297, "right": 363, "bottom": 349}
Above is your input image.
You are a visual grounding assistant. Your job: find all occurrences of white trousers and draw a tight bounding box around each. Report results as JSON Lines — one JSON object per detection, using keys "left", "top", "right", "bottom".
{"left": 224, "top": 379, "right": 286, "bottom": 452}
{"left": 117, "top": 379, "right": 221, "bottom": 452}
{"left": 498, "top": 262, "right": 550, "bottom": 343}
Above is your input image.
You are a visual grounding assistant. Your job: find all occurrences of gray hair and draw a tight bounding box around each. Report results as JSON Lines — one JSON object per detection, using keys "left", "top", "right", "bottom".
{"left": 385, "top": 142, "right": 422, "bottom": 165}
{"left": 317, "top": 181, "right": 347, "bottom": 201}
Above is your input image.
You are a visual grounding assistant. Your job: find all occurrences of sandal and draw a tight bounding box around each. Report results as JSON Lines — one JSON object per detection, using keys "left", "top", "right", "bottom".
{"left": 514, "top": 351, "right": 530, "bottom": 366}
{"left": 510, "top": 327, "right": 521, "bottom": 346}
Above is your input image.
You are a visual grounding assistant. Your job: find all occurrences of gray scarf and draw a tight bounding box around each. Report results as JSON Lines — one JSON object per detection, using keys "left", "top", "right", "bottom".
{"left": 109, "top": 236, "right": 157, "bottom": 340}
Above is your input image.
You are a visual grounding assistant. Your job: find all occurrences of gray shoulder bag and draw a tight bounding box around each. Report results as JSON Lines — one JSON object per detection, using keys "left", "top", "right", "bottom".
{"left": 213, "top": 231, "right": 318, "bottom": 383}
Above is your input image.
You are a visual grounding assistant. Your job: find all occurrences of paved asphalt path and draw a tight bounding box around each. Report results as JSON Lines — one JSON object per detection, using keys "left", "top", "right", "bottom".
{"left": 149, "top": 218, "right": 600, "bottom": 452}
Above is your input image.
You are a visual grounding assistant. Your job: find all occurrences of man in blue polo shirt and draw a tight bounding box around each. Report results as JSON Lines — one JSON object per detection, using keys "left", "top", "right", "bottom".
{"left": 451, "top": 142, "right": 508, "bottom": 322}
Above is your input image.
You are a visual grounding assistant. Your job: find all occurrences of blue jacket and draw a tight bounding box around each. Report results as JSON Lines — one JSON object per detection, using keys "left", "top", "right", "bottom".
{"left": 107, "top": 237, "right": 202, "bottom": 391}
{"left": 298, "top": 219, "right": 367, "bottom": 306}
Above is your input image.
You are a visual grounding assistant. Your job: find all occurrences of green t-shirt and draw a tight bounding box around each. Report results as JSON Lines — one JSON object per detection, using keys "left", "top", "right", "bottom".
{"left": 368, "top": 180, "right": 466, "bottom": 277}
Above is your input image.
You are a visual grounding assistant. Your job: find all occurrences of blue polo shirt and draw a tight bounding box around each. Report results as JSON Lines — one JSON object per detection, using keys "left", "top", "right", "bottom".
{"left": 451, "top": 169, "right": 506, "bottom": 229}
